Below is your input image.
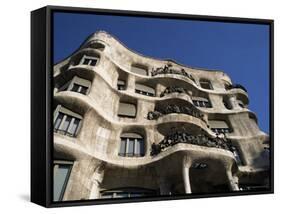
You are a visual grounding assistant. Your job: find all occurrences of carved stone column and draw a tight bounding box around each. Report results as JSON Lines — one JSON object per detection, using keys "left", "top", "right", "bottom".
{"left": 126, "top": 74, "right": 135, "bottom": 93}
{"left": 89, "top": 163, "right": 105, "bottom": 199}
{"left": 182, "top": 156, "right": 192, "bottom": 194}
{"left": 226, "top": 170, "right": 239, "bottom": 191}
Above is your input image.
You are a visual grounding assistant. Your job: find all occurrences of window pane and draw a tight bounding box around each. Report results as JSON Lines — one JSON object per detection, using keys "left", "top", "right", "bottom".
{"left": 127, "top": 139, "right": 134, "bottom": 156}
{"left": 90, "top": 59, "right": 98, "bottom": 66}
{"left": 139, "top": 140, "right": 144, "bottom": 156}
{"left": 68, "top": 118, "right": 80, "bottom": 136}
{"left": 60, "top": 116, "right": 71, "bottom": 132}
{"left": 53, "top": 164, "right": 72, "bottom": 201}
{"left": 80, "top": 86, "right": 88, "bottom": 95}
{"left": 54, "top": 113, "right": 63, "bottom": 131}
{"left": 83, "top": 58, "right": 90, "bottom": 65}
{"left": 71, "top": 83, "right": 80, "bottom": 92}
{"left": 134, "top": 139, "right": 140, "bottom": 156}
{"left": 119, "top": 138, "right": 126, "bottom": 156}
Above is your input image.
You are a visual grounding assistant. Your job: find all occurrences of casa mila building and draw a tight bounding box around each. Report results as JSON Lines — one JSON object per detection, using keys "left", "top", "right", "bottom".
{"left": 53, "top": 31, "right": 270, "bottom": 201}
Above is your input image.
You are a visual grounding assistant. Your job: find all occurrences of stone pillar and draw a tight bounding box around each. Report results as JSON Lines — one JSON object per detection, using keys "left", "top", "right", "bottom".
{"left": 126, "top": 74, "right": 135, "bottom": 93}
{"left": 226, "top": 170, "right": 239, "bottom": 191}
{"left": 155, "top": 83, "right": 165, "bottom": 97}
{"left": 182, "top": 156, "right": 192, "bottom": 194}
{"left": 159, "top": 177, "right": 171, "bottom": 195}
{"left": 89, "top": 163, "right": 105, "bottom": 199}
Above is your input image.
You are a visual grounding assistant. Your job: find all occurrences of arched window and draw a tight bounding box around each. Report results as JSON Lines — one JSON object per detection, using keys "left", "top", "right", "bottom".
{"left": 199, "top": 79, "right": 213, "bottom": 90}
{"left": 119, "top": 133, "right": 145, "bottom": 157}
{"left": 118, "top": 102, "right": 137, "bottom": 118}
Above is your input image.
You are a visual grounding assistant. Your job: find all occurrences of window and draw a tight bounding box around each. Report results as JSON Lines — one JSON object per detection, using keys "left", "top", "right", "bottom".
{"left": 80, "top": 55, "right": 99, "bottom": 66}
{"left": 131, "top": 65, "right": 148, "bottom": 76}
{"left": 192, "top": 97, "right": 212, "bottom": 108}
{"left": 100, "top": 188, "right": 156, "bottom": 199}
{"left": 59, "top": 76, "right": 91, "bottom": 95}
{"left": 118, "top": 102, "right": 137, "bottom": 118}
{"left": 70, "top": 83, "right": 88, "bottom": 94}
{"left": 200, "top": 79, "right": 213, "bottom": 90}
{"left": 209, "top": 120, "right": 231, "bottom": 134}
{"left": 117, "top": 79, "right": 126, "bottom": 90}
{"left": 119, "top": 133, "right": 145, "bottom": 157}
{"left": 135, "top": 83, "right": 155, "bottom": 97}
{"left": 54, "top": 105, "right": 82, "bottom": 137}
{"left": 53, "top": 161, "right": 73, "bottom": 201}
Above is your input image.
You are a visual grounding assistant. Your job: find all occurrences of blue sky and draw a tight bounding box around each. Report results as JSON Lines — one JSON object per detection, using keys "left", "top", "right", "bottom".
{"left": 53, "top": 12, "right": 270, "bottom": 133}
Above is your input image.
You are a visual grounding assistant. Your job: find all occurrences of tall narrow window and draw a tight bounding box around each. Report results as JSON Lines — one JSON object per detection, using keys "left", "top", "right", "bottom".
{"left": 118, "top": 102, "right": 137, "bottom": 118}
{"left": 209, "top": 120, "right": 232, "bottom": 134}
{"left": 80, "top": 55, "right": 99, "bottom": 66}
{"left": 54, "top": 105, "right": 82, "bottom": 137}
{"left": 119, "top": 133, "right": 145, "bottom": 157}
{"left": 53, "top": 161, "right": 73, "bottom": 201}
{"left": 200, "top": 79, "right": 213, "bottom": 90}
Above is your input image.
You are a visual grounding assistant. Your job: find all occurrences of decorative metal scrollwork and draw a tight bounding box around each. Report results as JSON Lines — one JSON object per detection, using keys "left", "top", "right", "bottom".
{"left": 160, "top": 86, "right": 189, "bottom": 97}
{"left": 147, "top": 104, "right": 206, "bottom": 123}
{"left": 150, "top": 131, "right": 231, "bottom": 156}
{"left": 151, "top": 64, "right": 196, "bottom": 83}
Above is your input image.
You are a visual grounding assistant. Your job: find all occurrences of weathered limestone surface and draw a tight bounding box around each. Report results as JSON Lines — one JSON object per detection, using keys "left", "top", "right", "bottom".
{"left": 53, "top": 31, "right": 270, "bottom": 201}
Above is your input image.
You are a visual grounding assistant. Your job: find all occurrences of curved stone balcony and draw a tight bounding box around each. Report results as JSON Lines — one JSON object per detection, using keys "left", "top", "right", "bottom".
{"left": 150, "top": 131, "right": 232, "bottom": 156}
{"left": 54, "top": 132, "right": 236, "bottom": 169}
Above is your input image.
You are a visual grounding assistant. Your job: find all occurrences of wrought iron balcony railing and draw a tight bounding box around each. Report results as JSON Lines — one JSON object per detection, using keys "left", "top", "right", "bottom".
{"left": 147, "top": 104, "right": 206, "bottom": 123}
{"left": 160, "top": 86, "right": 189, "bottom": 97}
{"left": 150, "top": 131, "right": 231, "bottom": 156}
{"left": 151, "top": 65, "right": 196, "bottom": 83}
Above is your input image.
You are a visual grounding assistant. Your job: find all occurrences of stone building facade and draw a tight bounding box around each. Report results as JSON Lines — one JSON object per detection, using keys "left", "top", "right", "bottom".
{"left": 53, "top": 31, "right": 270, "bottom": 201}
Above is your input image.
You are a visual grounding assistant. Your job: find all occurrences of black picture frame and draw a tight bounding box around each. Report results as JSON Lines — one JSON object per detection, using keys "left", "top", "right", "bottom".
{"left": 31, "top": 5, "right": 274, "bottom": 208}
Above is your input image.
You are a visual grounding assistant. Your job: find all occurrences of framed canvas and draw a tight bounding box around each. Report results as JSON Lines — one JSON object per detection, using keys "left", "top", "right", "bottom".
{"left": 31, "top": 5, "right": 274, "bottom": 208}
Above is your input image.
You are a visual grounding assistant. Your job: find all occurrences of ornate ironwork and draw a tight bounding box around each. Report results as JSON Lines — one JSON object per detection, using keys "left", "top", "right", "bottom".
{"left": 151, "top": 64, "right": 196, "bottom": 83}
{"left": 150, "top": 131, "right": 231, "bottom": 156}
{"left": 225, "top": 84, "right": 247, "bottom": 93}
{"left": 147, "top": 104, "right": 206, "bottom": 123}
{"left": 160, "top": 86, "right": 189, "bottom": 97}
